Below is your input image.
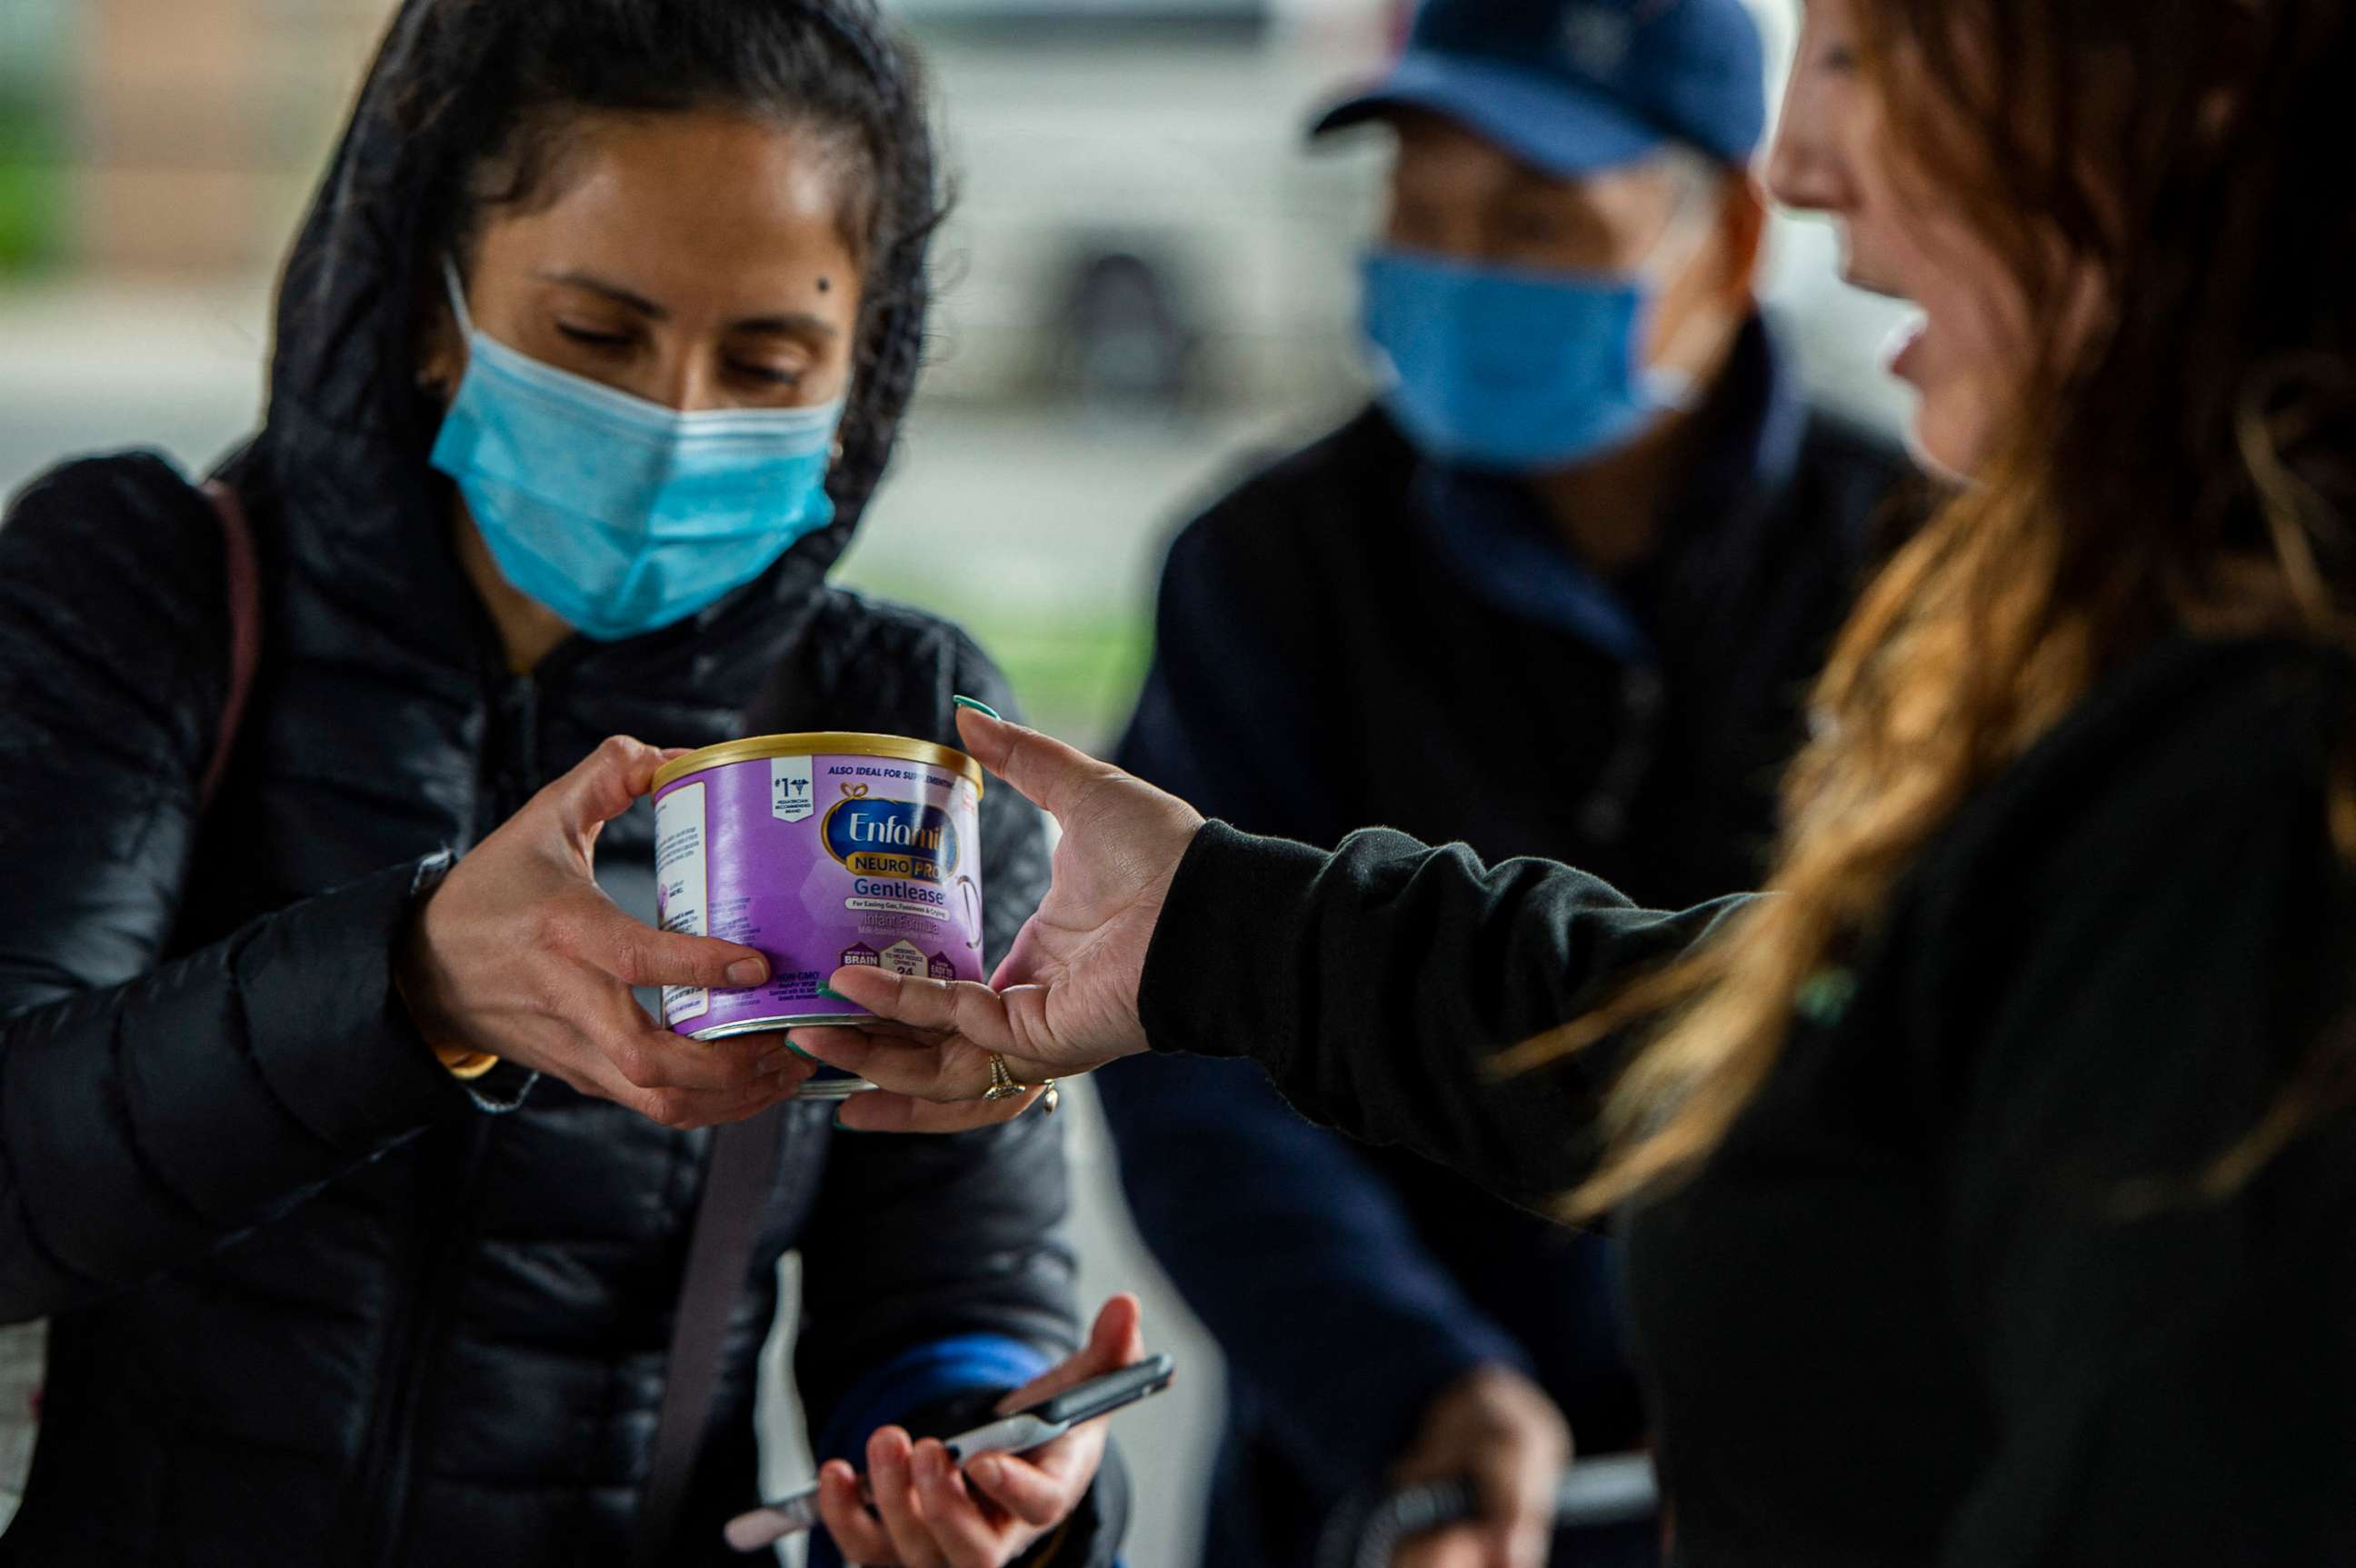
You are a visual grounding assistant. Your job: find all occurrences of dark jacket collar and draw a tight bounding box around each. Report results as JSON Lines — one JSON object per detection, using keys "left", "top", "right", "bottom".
{"left": 1408, "top": 314, "right": 1803, "bottom": 664}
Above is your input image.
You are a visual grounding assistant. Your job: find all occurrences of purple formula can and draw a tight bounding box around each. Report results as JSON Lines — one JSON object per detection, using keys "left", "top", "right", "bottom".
{"left": 650, "top": 733, "right": 986, "bottom": 1099}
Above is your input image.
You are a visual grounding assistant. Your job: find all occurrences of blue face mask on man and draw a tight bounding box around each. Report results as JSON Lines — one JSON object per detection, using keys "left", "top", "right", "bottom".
{"left": 1360, "top": 229, "right": 1702, "bottom": 474}
{"left": 429, "top": 262, "right": 846, "bottom": 642}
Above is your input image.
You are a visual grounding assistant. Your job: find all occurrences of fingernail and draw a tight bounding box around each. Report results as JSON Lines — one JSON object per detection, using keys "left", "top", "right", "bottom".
{"left": 725, "top": 958, "right": 768, "bottom": 988}
{"left": 951, "top": 694, "right": 1002, "bottom": 720}
{"left": 784, "top": 1035, "right": 820, "bottom": 1064}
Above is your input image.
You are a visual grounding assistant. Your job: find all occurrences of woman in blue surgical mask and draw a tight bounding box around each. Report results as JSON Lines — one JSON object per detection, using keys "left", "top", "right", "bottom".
{"left": 414, "top": 108, "right": 865, "bottom": 661}
{"left": 0, "top": 3, "right": 1137, "bottom": 1564}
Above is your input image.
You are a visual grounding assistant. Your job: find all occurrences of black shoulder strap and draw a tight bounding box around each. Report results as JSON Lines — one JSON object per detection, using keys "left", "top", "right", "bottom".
{"left": 197, "top": 480, "right": 261, "bottom": 814}
{"left": 630, "top": 1105, "right": 788, "bottom": 1565}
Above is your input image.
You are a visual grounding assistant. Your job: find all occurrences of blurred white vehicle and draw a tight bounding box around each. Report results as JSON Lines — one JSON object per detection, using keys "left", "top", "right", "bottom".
{"left": 892, "top": 0, "right": 1394, "bottom": 411}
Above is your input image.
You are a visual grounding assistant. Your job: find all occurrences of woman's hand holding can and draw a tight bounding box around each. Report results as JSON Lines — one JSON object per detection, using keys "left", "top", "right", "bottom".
{"left": 394, "top": 734, "right": 816, "bottom": 1125}
{"left": 798, "top": 708, "right": 1203, "bottom": 1133}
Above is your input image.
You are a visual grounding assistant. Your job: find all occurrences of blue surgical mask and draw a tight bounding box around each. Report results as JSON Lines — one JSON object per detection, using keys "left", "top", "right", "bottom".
{"left": 429, "top": 262, "right": 846, "bottom": 642}
{"left": 1360, "top": 245, "right": 1700, "bottom": 474}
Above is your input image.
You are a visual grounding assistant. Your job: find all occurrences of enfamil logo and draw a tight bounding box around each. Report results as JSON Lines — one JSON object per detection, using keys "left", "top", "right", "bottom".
{"left": 823, "top": 797, "right": 959, "bottom": 881}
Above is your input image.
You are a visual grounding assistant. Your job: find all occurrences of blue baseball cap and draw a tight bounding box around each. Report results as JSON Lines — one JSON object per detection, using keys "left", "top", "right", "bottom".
{"left": 1312, "top": 0, "right": 1768, "bottom": 176}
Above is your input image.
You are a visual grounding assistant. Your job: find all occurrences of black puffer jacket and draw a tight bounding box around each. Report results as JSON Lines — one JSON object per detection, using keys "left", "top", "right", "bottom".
{"left": 0, "top": 6, "right": 1111, "bottom": 1565}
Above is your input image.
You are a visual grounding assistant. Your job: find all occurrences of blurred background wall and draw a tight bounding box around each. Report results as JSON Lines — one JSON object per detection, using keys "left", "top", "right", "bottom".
{"left": 0, "top": 2, "right": 1912, "bottom": 1560}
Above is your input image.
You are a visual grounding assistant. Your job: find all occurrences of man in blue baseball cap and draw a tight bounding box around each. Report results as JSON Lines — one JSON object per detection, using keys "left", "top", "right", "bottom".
{"left": 1097, "top": 2, "right": 1917, "bottom": 1565}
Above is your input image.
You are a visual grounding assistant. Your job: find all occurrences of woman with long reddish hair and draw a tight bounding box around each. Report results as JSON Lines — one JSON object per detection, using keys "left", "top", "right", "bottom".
{"left": 798, "top": 0, "right": 2356, "bottom": 1559}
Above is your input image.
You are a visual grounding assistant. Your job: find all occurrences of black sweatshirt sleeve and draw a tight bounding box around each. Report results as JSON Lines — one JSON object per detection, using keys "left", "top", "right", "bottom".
{"left": 1136, "top": 821, "right": 1745, "bottom": 1210}
{"left": 0, "top": 459, "right": 481, "bottom": 1323}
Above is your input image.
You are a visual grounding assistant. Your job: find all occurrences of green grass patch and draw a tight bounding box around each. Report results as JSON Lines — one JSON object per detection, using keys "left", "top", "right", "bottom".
{"left": 0, "top": 162, "right": 59, "bottom": 275}
{"left": 975, "top": 613, "right": 1154, "bottom": 747}
{"left": 0, "top": 91, "right": 63, "bottom": 275}
{"left": 837, "top": 571, "right": 1153, "bottom": 749}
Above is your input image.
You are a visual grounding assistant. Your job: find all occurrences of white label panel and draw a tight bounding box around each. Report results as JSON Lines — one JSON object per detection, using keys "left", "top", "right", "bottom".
{"left": 654, "top": 782, "right": 710, "bottom": 1026}
{"left": 772, "top": 755, "right": 816, "bottom": 823}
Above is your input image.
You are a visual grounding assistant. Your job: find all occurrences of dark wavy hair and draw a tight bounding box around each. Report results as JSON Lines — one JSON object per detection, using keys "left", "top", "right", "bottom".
{"left": 355, "top": 0, "right": 944, "bottom": 524}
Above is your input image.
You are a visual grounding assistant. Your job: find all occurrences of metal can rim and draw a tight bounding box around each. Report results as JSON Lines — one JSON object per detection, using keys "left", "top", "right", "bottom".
{"left": 651, "top": 733, "right": 986, "bottom": 797}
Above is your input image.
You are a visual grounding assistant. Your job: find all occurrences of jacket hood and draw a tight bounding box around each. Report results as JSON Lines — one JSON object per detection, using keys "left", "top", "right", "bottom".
{"left": 242, "top": 0, "right": 931, "bottom": 658}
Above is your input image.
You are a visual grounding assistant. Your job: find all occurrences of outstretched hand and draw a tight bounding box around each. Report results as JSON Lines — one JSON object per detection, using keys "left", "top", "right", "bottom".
{"left": 794, "top": 707, "right": 1203, "bottom": 1133}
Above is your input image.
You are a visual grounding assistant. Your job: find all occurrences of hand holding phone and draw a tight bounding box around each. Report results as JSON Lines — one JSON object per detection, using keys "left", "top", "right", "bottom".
{"left": 724, "top": 1348, "right": 1173, "bottom": 1553}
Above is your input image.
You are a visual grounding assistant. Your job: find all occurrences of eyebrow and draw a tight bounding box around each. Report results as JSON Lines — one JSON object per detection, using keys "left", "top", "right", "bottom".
{"left": 731, "top": 313, "right": 842, "bottom": 342}
{"left": 534, "top": 269, "right": 841, "bottom": 339}
{"left": 537, "top": 269, "right": 668, "bottom": 320}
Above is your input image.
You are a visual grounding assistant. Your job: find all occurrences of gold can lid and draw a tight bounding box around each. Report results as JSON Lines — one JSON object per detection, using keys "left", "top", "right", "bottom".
{"left": 652, "top": 733, "right": 985, "bottom": 796}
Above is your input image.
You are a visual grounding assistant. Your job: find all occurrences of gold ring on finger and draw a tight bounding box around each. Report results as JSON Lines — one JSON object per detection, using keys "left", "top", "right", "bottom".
{"left": 982, "top": 1054, "right": 1060, "bottom": 1116}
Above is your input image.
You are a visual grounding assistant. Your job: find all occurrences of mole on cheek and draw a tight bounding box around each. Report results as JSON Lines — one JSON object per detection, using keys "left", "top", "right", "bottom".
{"left": 817, "top": 276, "right": 833, "bottom": 294}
